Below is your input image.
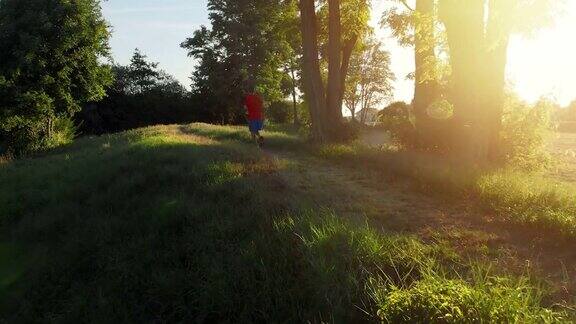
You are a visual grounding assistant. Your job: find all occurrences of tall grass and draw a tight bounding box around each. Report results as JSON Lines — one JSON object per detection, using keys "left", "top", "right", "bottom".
{"left": 180, "top": 123, "right": 304, "bottom": 149}
{"left": 477, "top": 171, "right": 576, "bottom": 237}
{"left": 0, "top": 124, "right": 568, "bottom": 322}
{"left": 178, "top": 123, "right": 576, "bottom": 238}
{"left": 319, "top": 142, "right": 576, "bottom": 239}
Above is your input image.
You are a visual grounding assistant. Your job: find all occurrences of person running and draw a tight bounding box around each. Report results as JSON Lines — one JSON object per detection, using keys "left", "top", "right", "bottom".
{"left": 243, "top": 89, "right": 265, "bottom": 147}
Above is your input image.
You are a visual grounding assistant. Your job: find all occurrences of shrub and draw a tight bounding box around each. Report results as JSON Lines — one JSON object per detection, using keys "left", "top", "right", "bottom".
{"left": 378, "top": 101, "right": 416, "bottom": 147}
{"left": 499, "top": 96, "right": 555, "bottom": 170}
{"left": 44, "top": 117, "right": 77, "bottom": 149}
{"left": 267, "top": 101, "right": 291, "bottom": 123}
{"left": 0, "top": 91, "right": 54, "bottom": 155}
{"left": 374, "top": 276, "right": 561, "bottom": 323}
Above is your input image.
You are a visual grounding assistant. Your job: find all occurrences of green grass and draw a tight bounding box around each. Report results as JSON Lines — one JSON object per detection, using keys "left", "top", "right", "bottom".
{"left": 184, "top": 123, "right": 576, "bottom": 238}
{"left": 180, "top": 123, "right": 304, "bottom": 149}
{"left": 0, "top": 124, "right": 569, "bottom": 322}
{"left": 318, "top": 141, "right": 576, "bottom": 239}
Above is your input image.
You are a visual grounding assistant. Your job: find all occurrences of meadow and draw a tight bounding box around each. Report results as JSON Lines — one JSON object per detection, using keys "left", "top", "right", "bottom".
{"left": 0, "top": 124, "right": 573, "bottom": 322}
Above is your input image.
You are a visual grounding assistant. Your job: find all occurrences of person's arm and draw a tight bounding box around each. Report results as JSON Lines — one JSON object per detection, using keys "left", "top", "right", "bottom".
{"left": 258, "top": 95, "right": 265, "bottom": 120}
{"left": 242, "top": 96, "right": 249, "bottom": 121}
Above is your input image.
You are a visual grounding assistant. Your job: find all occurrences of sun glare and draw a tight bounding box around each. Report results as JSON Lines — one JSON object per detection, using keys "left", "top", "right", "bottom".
{"left": 373, "top": 1, "right": 576, "bottom": 107}
{"left": 507, "top": 1, "right": 576, "bottom": 106}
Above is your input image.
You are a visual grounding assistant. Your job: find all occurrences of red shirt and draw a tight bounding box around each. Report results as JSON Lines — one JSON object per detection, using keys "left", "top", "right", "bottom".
{"left": 244, "top": 93, "right": 263, "bottom": 120}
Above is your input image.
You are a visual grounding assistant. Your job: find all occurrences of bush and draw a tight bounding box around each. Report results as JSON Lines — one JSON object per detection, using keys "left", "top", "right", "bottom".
{"left": 378, "top": 102, "right": 416, "bottom": 147}
{"left": 44, "top": 117, "right": 77, "bottom": 149}
{"left": 0, "top": 91, "right": 54, "bottom": 155}
{"left": 267, "top": 101, "right": 291, "bottom": 123}
{"left": 375, "top": 276, "right": 560, "bottom": 323}
{"left": 499, "top": 96, "right": 555, "bottom": 170}
{"left": 78, "top": 90, "right": 194, "bottom": 135}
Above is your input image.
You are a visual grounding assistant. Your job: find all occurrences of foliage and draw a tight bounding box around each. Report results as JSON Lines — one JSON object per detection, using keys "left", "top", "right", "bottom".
{"left": 317, "top": 0, "right": 371, "bottom": 55}
{"left": 499, "top": 96, "right": 555, "bottom": 170}
{"left": 0, "top": 124, "right": 567, "bottom": 322}
{"left": 267, "top": 101, "right": 291, "bottom": 124}
{"left": 381, "top": 0, "right": 449, "bottom": 84}
{"left": 43, "top": 116, "right": 77, "bottom": 149}
{"left": 181, "top": 0, "right": 297, "bottom": 124}
{"left": 344, "top": 35, "right": 395, "bottom": 120}
{"left": 377, "top": 92, "right": 555, "bottom": 168}
{"left": 78, "top": 50, "right": 192, "bottom": 135}
{"left": 0, "top": 0, "right": 112, "bottom": 155}
{"left": 378, "top": 101, "right": 416, "bottom": 147}
{"left": 126, "top": 49, "right": 161, "bottom": 94}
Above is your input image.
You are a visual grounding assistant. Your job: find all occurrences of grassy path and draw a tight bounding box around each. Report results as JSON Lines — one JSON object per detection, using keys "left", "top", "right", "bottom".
{"left": 0, "top": 123, "right": 573, "bottom": 321}
{"left": 262, "top": 135, "right": 576, "bottom": 308}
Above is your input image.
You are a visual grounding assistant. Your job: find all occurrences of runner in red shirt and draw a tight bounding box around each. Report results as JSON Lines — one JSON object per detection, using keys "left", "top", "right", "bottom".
{"left": 243, "top": 90, "right": 265, "bottom": 147}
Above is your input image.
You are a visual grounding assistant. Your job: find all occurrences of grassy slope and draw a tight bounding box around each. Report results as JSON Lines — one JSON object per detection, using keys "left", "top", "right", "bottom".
{"left": 0, "top": 124, "right": 569, "bottom": 322}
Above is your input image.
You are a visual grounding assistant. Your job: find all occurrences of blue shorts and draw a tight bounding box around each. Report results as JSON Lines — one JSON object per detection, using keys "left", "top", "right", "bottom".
{"left": 248, "top": 120, "right": 264, "bottom": 133}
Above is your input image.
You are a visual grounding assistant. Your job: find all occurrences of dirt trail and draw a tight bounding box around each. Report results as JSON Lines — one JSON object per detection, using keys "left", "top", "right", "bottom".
{"left": 266, "top": 148, "right": 576, "bottom": 305}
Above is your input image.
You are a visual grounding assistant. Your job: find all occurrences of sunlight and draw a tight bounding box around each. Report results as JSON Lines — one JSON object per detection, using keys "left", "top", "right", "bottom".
{"left": 372, "top": 0, "right": 576, "bottom": 107}
{"left": 508, "top": 1, "right": 576, "bottom": 106}
{"left": 3, "top": 0, "right": 576, "bottom": 320}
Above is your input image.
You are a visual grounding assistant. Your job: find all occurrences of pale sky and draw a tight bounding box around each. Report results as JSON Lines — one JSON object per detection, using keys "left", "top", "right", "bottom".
{"left": 101, "top": 0, "right": 208, "bottom": 88}
{"left": 102, "top": 0, "right": 576, "bottom": 107}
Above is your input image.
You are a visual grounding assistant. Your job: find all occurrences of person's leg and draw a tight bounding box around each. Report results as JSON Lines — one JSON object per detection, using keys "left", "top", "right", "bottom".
{"left": 249, "top": 120, "right": 257, "bottom": 142}
{"left": 259, "top": 120, "right": 265, "bottom": 147}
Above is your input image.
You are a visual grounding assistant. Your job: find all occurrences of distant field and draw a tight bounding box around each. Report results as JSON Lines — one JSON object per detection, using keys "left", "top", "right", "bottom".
{"left": 360, "top": 129, "right": 576, "bottom": 185}
{"left": 547, "top": 132, "right": 576, "bottom": 183}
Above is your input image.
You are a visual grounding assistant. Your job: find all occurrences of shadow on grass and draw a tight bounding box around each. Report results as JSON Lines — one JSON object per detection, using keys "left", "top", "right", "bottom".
{"left": 0, "top": 128, "right": 404, "bottom": 322}
{"left": 319, "top": 143, "right": 576, "bottom": 241}
{"left": 0, "top": 126, "right": 568, "bottom": 322}
{"left": 178, "top": 123, "right": 305, "bottom": 150}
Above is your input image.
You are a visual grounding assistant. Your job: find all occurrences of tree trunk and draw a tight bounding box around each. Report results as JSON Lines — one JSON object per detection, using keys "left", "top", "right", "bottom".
{"left": 413, "top": 0, "right": 440, "bottom": 146}
{"left": 326, "top": 0, "right": 343, "bottom": 127}
{"left": 440, "top": 0, "right": 487, "bottom": 160}
{"left": 46, "top": 117, "right": 53, "bottom": 140}
{"left": 290, "top": 63, "right": 300, "bottom": 126}
{"left": 299, "top": 0, "right": 328, "bottom": 141}
{"left": 440, "top": 0, "right": 513, "bottom": 162}
{"left": 484, "top": 37, "right": 509, "bottom": 160}
{"left": 338, "top": 35, "right": 358, "bottom": 113}
{"left": 485, "top": 0, "right": 512, "bottom": 159}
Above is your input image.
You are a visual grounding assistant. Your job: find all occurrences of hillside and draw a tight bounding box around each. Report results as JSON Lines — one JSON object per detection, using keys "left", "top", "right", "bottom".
{"left": 0, "top": 124, "right": 573, "bottom": 322}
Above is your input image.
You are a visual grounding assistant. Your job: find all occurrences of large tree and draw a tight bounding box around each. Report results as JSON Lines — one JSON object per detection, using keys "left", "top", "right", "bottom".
{"left": 298, "top": 0, "right": 370, "bottom": 142}
{"left": 0, "top": 0, "right": 112, "bottom": 154}
{"left": 439, "top": 0, "right": 556, "bottom": 160}
{"left": 344, "top": 37, "right": 395, "bottom": 121}
{"left": 299, "top": 0, "right": 329, "bottom": 140}
{"left": 127, "top": 49, "right": 162, "bottom": 94}
{"left": 181, "top": 0, "right": 295, "bottom": 124}
{"left": 383, "top": 0, "right": 445, "bottom": 147}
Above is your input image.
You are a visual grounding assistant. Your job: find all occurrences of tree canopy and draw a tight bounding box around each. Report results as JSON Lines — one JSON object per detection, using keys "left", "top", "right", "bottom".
{"left": 181, "top": 0, "right": 298, "bottom": 124}
{"left": 0, "top": 0, "right": 112, "bottom": 154}
{"left": 344, "top": 36, "right": 395, "bottom": 121}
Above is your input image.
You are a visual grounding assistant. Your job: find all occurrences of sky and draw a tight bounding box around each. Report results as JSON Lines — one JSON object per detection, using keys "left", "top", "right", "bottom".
{"left": 101, "top": 0, "right": 208, "bottom": 88}
{"left": 102, "top": 0, "right": 576, "bottom": 107}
